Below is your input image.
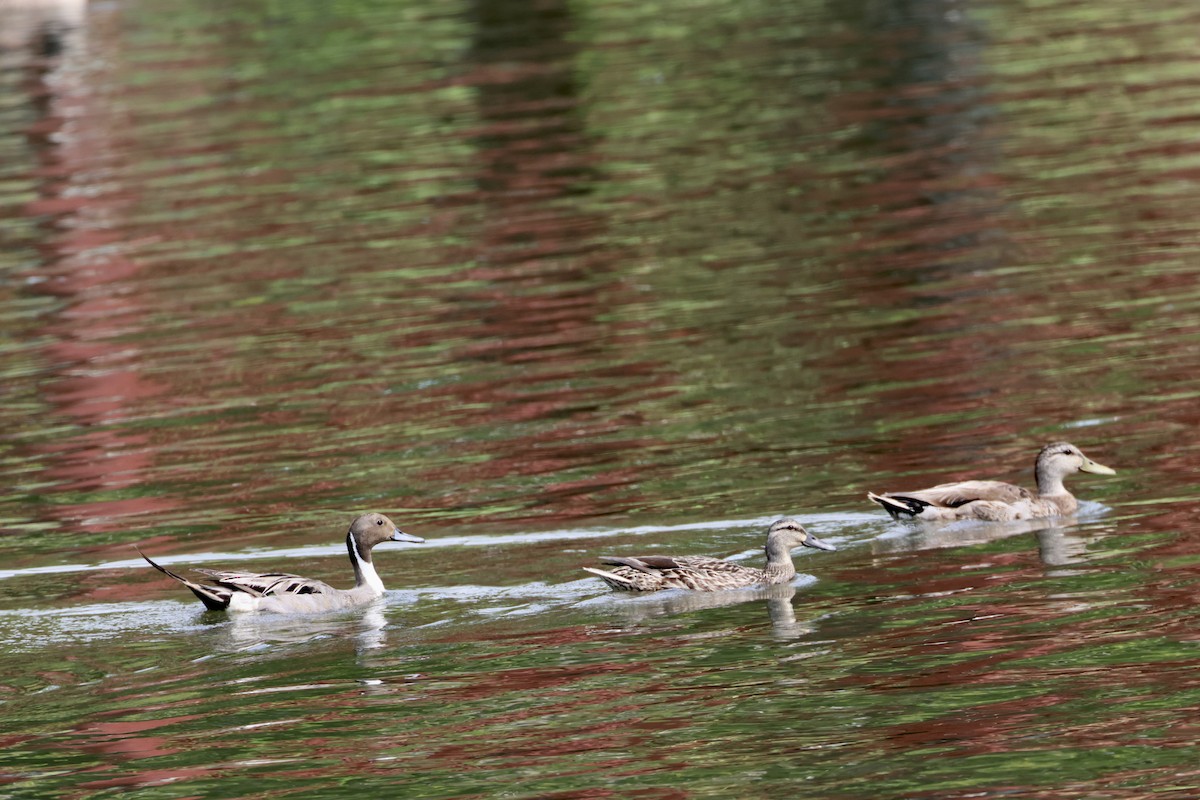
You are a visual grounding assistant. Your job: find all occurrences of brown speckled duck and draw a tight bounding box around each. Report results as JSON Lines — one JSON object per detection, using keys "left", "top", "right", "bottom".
{"left": 583, "top": 518, "right": 835, "bottom": 592}
{"left": 868, "top": 441, "right": 1115, "bottom": 522}
{"left": 138, "top": 513, "right": 423, "bottom": 613}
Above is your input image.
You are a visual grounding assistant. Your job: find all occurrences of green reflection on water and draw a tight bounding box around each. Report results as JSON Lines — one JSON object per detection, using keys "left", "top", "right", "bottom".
{"left": 2, "top": 0, "right": 1200, "bottom": 796}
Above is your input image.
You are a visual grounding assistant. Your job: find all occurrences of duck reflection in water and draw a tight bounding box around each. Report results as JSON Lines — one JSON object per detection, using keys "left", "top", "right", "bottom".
{"left": 217, "top": 599, "right": 390, "bottom": 653}
{"left": 594, "top": 582, "right": 818, "bottom": 640}
{"left": 870, "top": 513, "right": 1111, "bottom": 569}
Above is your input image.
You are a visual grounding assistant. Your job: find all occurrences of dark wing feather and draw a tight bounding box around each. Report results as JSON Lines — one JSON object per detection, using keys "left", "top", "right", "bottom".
{"left": 194, "top": 569, "right": 334, "bottom": 597}
{"left": 600, "top": 555, "right": 753, "bottom": 577}
{"left": 599, "top": 555, "right": 682, "bottom": 573}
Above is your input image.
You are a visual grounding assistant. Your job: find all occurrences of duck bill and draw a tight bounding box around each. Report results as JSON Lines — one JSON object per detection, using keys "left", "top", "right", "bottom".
{"left": 391, "top": 529, "right": 425, "bottom": 543}
{"left": 804, "top": 535, "right": 837, "bottom": 552}
{"left": 1080, "top": 458, "right": 1116, "bottom": 476}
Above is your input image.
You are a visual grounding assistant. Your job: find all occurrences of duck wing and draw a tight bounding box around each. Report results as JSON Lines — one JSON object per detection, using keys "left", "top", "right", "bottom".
{"left": 669, "top": 555, "right": 754, "bottom": 574}
{"left": 194, "top": 568, "right": 336, "bottom": 597}
{"left": 598, "top": 555, "right": 684, "bottom": 573}
{"left": 889, "top": 480, "right": 1031, "bottom": 509}
{"left": 599, "top": 555, "right": 741, "bottom": 574}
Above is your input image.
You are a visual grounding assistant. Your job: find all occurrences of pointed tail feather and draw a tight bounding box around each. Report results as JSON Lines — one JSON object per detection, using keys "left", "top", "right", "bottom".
{"left": 136, "top": 546, "right": 232, "bottom": 611}
{"left": 867, "top": 492, "right": 929, "bottom": 520}
{"left": 582, "top": 566, "right": 642, "bottom": 591}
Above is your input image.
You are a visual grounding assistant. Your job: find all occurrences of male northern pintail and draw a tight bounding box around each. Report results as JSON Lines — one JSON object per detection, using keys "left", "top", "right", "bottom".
{"left": 138, "top": 513, "right": 423, "bottom": 613}
{"left": 584, "top": 517, "right": 835, "bottom": 592}
{"left": 868, "top": 441, "right": 1115, "bottom": 522}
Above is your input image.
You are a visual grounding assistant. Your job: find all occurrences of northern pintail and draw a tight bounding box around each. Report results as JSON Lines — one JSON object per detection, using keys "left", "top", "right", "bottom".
{"left": 583, "top": 518, "right": 835, "bottom": 592}
{"left": 138, "top": 513, "right": 423, "bottom": 613}
{"left": 868, "top": 441, "right": 1115, "bottom": 522}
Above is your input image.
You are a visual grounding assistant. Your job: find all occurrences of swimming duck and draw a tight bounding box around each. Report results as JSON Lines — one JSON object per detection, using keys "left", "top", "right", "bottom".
{"left": 138, "top": 513, "right": 423, "bottom": 613}
{"left": 868, "top": 441, "right": 1115, "bottom": 522}
{"left": 583, "top": 518, "right": 835, "bottom": 592}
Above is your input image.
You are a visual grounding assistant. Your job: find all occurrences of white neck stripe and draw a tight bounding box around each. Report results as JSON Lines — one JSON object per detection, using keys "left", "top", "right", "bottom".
{"left": 348, "top": 536, "right": 386, "bottom": 595}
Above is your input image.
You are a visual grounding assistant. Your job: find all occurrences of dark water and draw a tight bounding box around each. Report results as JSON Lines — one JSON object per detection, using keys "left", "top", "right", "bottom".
{"left": 3, "top": 0, "right": 1200, "bottom": 796}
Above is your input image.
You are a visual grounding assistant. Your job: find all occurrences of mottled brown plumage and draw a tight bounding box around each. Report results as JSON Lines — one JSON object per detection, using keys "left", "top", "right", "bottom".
{"left": 584, "top": 518, "right": 835, "bottom": 592}
{"left": 868, "top": 442, "right": 1115, "bottom": 522}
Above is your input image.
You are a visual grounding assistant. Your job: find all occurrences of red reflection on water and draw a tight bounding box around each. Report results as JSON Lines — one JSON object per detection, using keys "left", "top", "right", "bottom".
{"left": 59, "top": 713, "right": 217, "bottom": 792}
{"left": 72, "top": 717, "right": 192, "bottom": 759}
{"left": 810, "top": 6, "right": 1200, "bottom": 510}
{"left": 802, "top": 6, "right": 1116, "bottom": 487}
{"left": 19, "top": 8, "right": 178, "bottom": 536}
{"left": 827, "top": 527, "right": 1200, "bottom": 777}
{"left": 387, "top": 0, "right": 670, "bottom": 523}
{"left": 75, "top": 769, "right": 211, "bottom": 793}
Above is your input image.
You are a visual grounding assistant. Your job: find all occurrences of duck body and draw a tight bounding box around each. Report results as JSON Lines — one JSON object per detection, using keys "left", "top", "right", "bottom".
{"left": 139, "top": 513, "right": 423, "bottom": 614}
{"left": 183, "top": 569, "right": 374, "bottom": 614}
{"left": 584, "top": 518, "right": 835, "bottom": 593}
{"left": 868, "top": 442, "right": 1115, "bottom": 523}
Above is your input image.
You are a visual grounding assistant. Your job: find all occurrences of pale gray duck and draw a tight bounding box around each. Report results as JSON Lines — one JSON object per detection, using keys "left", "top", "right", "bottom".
{"left": 868, "top": 441, "right": 1115, "bottom": 522}
{"left": 138, "top": 513, "right": 423, "bottom": 613}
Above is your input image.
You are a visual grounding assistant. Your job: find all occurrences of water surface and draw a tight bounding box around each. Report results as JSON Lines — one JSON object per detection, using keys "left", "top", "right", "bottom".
{"left": 2, "top": 0, "right": 1200, "bottom": 797}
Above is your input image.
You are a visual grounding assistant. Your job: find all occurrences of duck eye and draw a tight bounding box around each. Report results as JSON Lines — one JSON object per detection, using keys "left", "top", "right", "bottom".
{"left": 376, "top": 519, "right": 384, "bottom": 525}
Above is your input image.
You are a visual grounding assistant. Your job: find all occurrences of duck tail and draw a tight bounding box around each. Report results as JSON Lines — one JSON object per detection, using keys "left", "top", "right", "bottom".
{"left": 868, "top": 492, "right": 929, "bottom": 521}
{"left": 582, "top": 566, "right": 644, "bottom": 591}
{"left": 136, "top": 546, "right": 232, "bottom": 611}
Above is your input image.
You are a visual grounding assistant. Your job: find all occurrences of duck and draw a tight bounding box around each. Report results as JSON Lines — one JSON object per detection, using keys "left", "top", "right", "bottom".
{"left": 138, "top": 512, "right": 423, "bottom": 613}
{"left": 583, "top": 517, "right": 836, "bottom": 592}
{"left": 867, "top": 441, "right": 1115, "bottom": 522}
